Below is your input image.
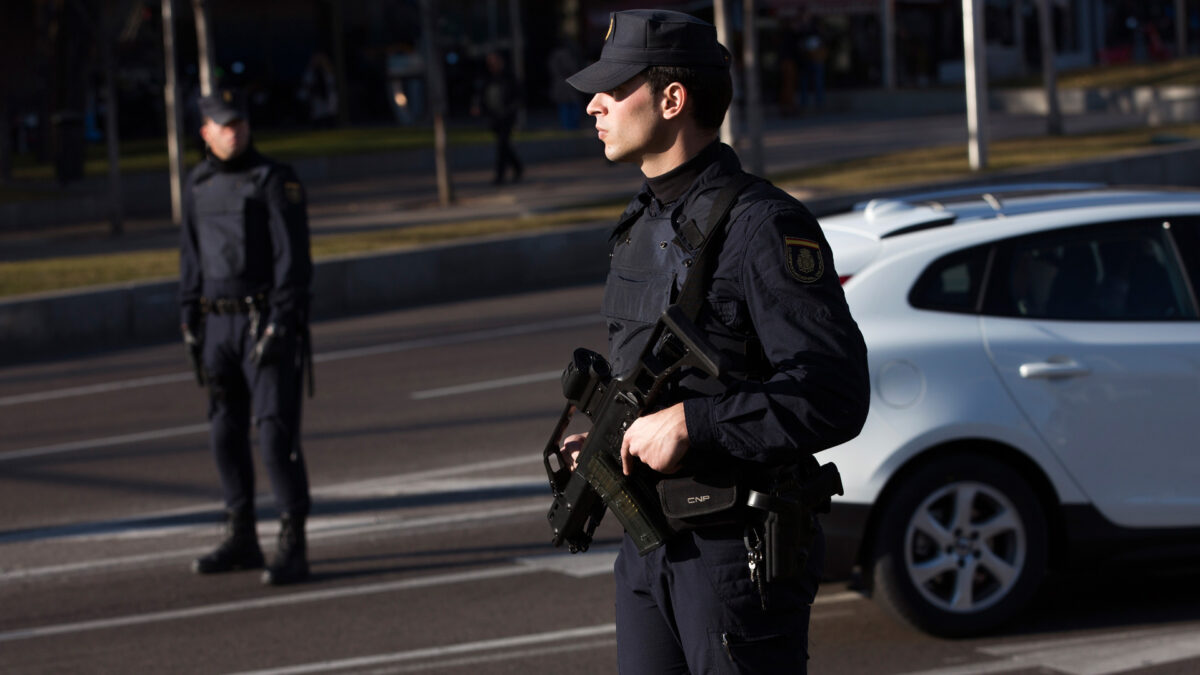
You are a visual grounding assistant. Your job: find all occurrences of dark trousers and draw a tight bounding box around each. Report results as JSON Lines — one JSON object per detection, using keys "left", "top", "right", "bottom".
{"left": 202, "top": 313, "right": 310, "bottom": 518}
{"left": 491, "top": 118, "right": 522, "bottom": 182}
{"left": 614, "top": 524, "right": 823, "bottom": 674}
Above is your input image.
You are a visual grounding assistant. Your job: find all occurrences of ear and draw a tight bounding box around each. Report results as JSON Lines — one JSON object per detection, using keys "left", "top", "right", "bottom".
{"left": 659, "top": 82, "right": 687, "bottom": 121}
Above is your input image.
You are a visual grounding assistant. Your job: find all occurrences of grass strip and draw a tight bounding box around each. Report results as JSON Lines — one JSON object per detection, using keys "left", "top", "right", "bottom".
{"left": 0, "top": 205, "right": 624, "bottom": 298}
{"left": 772, "top": 122, "right": 1200, "bottom": 193}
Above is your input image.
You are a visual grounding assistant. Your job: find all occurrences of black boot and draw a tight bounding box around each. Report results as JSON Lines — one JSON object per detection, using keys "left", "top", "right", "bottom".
{"left": 262, "top": 513, "right": 309, "bottom": 586}
{"left": 193, "top": 509, "right": 264, "bottom": 574}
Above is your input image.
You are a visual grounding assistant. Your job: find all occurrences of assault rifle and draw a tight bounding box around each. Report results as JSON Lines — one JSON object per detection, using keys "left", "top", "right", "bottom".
{"left": 542, "top": 305, "right": 725, "bottom": 556}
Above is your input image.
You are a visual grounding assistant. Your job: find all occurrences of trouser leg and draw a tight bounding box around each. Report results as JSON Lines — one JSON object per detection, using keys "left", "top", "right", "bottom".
{"left": 205, "top": 315, "right": 255, "bottom": 515}
{"left": 616, "top": 527, "right": 822, "bottom": 675}
{"left": 246, "top": 333, "right": 311, "bottom": 518}
{"left": 615, "top": 536, "right": 690, "bottom": 674}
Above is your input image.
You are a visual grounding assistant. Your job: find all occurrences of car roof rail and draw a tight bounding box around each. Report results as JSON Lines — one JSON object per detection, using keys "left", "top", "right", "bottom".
{"left": 852, "top": 182, "right": 1106, "bottom": 212}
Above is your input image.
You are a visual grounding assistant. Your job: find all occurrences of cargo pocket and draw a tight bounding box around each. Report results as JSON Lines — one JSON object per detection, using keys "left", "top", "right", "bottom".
{"left": 712, "top": 628, "right": 807, "bottom": 674}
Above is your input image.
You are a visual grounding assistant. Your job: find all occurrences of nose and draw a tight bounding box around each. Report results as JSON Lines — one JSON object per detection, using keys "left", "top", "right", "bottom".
{"left": 586, "top": 93, "right": 605, "bottom": 117}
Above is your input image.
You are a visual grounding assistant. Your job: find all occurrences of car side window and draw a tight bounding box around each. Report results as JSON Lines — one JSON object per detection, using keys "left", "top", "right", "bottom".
{"left": 984, "top": 222, "right": 1197, "bottom": 321}
{"left": 908, "top": 245, "right": 990, "bottom": 314}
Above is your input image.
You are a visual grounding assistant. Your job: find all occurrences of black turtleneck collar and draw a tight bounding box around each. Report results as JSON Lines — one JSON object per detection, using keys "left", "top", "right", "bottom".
{"left": 646, "top": 140, "right": 722, "bottom": 205}
{"left": 209, "top": 143, "right": 262, "bottom": 172}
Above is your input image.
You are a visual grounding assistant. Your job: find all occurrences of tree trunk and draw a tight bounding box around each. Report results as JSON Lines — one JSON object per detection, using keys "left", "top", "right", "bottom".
{"left": 103, "top": 0, "right": 124, "bottom": 235}
{"left": 192, "top": 0, "right": 217, "bottom": 96}
{"left": 1037, "top": 0, "right": 1062, "bottom": 136}
{"left": 162, "top": 0, "right": 186, "bottom": 225}
{"left": 420, "top": 0, "right": 454, "bottom": 206}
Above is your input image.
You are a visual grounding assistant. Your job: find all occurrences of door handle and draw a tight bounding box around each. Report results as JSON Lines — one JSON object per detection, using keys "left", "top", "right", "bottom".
{"left": 1018, "top": 360, "right": 1091, "bottom": 379}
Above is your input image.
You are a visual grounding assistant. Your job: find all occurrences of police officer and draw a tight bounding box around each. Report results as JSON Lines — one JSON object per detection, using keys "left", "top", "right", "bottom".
{"left": 180, "top": 88, "right": 314, "bottom": 586}
{"left": 561, "top": 10, "right": 870, "bottom": 673}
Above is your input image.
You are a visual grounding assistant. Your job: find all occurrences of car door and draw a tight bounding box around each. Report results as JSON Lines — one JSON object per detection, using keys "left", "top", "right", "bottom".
{"left": 979, "top": 218, "right": 1200, "bottom": 528}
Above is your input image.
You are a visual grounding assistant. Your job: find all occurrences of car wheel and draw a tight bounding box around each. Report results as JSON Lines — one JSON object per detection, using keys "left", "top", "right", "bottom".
{"left": 869, "top": 453, "right": 1047, "bottom": 637}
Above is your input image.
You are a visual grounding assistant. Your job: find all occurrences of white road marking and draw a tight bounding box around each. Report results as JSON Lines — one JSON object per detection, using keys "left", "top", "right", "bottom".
{"left": 0, "top": 565, "right": 542, "bottom": 645}
{"left": 225, "top": 624, "right": 618, "bottom": 675}
{"left": 514, "top": 546, "right": 618, "bottom": 578}
{"left": 224, "top": 590, "right": 865, "bottom": 675}
{"left": 0, "top": 372, "right": 193, "bottom": 406}
{"left": 0, "top": 314, "right": 598, "bottom": 409}
{"left": 900, "top": 623, "right": 1200, "bottom": 675}
{"left": 343, "top": 638, "right": 616, "bottom": 675}
{"left": 0, "top": 423, "right": 211, "bottom": 462}
{"left": 411, "top": 370, "right": 560, "bottom": 399}
{"left": 0, "top": 502, "right": 548, "bottom": 583}
{"left": 814, "top": 590, "right": 863, "bottom": 605}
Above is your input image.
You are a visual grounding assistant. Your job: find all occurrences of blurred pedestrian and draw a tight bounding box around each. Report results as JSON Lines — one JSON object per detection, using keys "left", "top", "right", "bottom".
{"left": 560, "top": 9, "right": 869, "bottom": 673}
{"left": 298, "top": 52, "right": 338, "bottom": 128}
{"left": 548, "top": 39, "right": 585, "bottom": 130}
{"left": 777, "top": 16, "right": 800, "bottom": 116}
{"left": 180, "top": 87, "right": 315, "bottom": 587}
{"left": 798, "top": 10, "right": 827, "bottom": 110}
{"left": 472, "top": 51, "right": 524, "bottom": 185}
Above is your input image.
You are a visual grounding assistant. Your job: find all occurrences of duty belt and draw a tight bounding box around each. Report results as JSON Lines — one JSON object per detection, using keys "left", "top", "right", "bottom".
{"left": 202, "top": 294, "right": 266, "bottom": 315}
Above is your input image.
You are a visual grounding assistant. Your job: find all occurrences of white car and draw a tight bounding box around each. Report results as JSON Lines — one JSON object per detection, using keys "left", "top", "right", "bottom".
{"left": 817, "top": 184, "right": 1200, "bottom": 637}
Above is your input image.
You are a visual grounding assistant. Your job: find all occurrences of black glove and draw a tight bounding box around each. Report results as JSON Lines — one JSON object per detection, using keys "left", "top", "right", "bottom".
{"left": 182, "top": 323, "right": 205, "bottom": 387}
{"left": 251, "top": 323, "right": 287, "bottom": 367}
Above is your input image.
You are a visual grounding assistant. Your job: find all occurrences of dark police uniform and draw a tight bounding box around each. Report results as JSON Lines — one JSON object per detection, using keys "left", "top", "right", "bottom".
{"left": 179, "top": 90, "right": 313, "bottom": 585}
{"left": 568, "top": 10, "right": 870, "bottom": 674}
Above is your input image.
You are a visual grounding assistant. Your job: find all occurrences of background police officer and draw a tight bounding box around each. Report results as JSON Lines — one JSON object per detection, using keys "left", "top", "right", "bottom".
{"left": 180, "top": 88, "right": 314, "bottom": 586}
{"left": 561, "top": 10, "right": 870, "bottom": 673}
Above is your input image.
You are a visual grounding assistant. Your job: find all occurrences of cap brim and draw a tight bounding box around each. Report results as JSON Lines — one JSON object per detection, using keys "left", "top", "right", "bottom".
{"left": 206, "top": 109, "right": 243, "bottom": 126}
{"left": 566, "top": 60, "right": 648, "bottom": 94}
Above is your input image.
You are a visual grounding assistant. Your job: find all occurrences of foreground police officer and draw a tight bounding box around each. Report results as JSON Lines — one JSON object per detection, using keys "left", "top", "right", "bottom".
{"left": 561, "top": 10, "right": 870, "bottom": 673}
{"left": 180, "top": 88, "right": 314, "bottom": 586}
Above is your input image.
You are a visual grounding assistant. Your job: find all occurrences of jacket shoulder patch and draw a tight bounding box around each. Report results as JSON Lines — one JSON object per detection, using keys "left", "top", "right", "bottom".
{"left": 784, "top": 236, "right": 824, "bottom": 283}
{"left": 284, "top": 181, "right": 304, "bottom": 204}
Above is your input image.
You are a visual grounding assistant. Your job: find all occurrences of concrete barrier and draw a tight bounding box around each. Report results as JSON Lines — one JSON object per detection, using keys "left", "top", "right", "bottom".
{"left": 2, "top": 141, "right": 1199, "bottom": 366}
{"left": 0, "top": 225, "right": 613, "bottom": 366}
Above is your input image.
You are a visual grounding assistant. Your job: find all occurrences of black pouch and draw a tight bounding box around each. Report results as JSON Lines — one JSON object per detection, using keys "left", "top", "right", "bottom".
{"left": 657, "top": 471, "right": 742, "bottom": 531}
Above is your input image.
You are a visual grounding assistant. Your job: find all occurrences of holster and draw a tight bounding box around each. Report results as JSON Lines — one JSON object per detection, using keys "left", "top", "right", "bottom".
{"left": 745, "top": 461, "right": 843, "bottom": 583}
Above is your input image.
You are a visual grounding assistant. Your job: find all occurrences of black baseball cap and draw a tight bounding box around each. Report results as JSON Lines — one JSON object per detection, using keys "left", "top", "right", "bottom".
{"left": 567, "top": 9, "right": 731, "bottom": 94}
{"left": 198, "top": 87, "right": 248, "bottom": 125}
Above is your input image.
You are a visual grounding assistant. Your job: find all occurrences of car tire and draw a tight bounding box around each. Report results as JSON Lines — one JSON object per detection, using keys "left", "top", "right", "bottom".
{"left": 869, "top": 453, "right": 1047, "bottom": 637}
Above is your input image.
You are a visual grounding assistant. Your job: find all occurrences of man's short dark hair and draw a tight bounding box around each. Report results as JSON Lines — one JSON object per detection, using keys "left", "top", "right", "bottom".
{"left": 644, "top": 65, "right": 732, "bottom": 131}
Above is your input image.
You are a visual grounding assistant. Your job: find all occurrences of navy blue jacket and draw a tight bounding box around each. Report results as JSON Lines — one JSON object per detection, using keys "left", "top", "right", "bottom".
{"left": 603, "top": 144, "right": 869, "bottom": 466}
{"left": 179, "top": 147, "right": 312, "bottom": 330}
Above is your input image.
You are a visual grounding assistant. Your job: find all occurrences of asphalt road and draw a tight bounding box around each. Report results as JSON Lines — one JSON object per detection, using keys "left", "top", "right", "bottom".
{"left": 3, "top": 285, "right": 1200, "bottom": 674}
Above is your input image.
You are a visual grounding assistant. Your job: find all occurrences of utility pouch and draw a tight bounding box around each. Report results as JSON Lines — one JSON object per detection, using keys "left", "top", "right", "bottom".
{"left": 657, "top": 471, "right": 742, "bottom": 531}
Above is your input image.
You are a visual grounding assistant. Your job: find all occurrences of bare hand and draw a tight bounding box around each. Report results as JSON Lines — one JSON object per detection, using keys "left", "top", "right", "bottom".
{"left": 620, "top": 403, "right": 689, "bottom": 476}
{"left": 560, "top": 433, "right": 587, "bottom": 471}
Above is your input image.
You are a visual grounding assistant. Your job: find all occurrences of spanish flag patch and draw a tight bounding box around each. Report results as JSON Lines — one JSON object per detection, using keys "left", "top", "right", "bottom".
{"left": 284, "top": 181, "right": 304, "bottom": 204}
{"left": 784, "top": 237, "right": 824, "bottom": 283}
